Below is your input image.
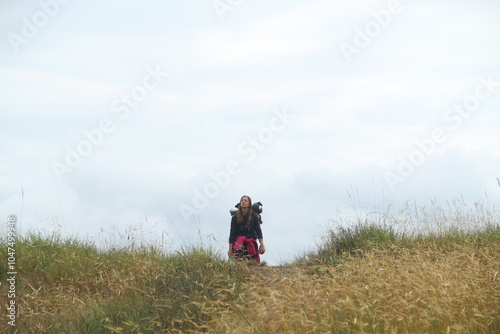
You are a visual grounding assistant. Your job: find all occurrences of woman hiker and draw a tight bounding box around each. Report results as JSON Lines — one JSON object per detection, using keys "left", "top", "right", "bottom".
{"left": 228, "top": 195, "right": 266, "bottom": 263}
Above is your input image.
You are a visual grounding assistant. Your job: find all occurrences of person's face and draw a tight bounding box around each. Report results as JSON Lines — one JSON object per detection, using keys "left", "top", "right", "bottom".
{"left": 240, "top": 197, "right": 250, "bottom": 208}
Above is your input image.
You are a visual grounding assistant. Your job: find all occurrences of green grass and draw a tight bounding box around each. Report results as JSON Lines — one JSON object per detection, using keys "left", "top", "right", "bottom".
{"left": 297, "top": 217, "right": 500, "bottom": 267}
{"left": 296, "top": 198, "right": 500, "bottom": 267}
{"left": 304, "top": 223, "right": 398, "bottom": 265}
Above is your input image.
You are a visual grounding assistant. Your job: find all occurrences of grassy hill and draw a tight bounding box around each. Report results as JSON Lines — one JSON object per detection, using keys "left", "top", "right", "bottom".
{"left": 1, "top": 209, "right": 499, "bottom": 333}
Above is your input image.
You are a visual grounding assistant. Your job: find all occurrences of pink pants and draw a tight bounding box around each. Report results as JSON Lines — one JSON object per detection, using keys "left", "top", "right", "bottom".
{"left": 234, "top": 236, "right": 260, "bottom": 263}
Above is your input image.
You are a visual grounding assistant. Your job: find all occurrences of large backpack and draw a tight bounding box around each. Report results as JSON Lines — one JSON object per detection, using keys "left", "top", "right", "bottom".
{"left": 229, "top": 201, "right": 263, "bottom": 224}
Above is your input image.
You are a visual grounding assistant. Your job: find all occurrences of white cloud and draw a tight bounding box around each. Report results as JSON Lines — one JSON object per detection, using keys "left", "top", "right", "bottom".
{"left": 1, "top": 0, "right": 500, "bottom": 265}
{"left": 0, "top": 66, "right": 119, "bottom": 119}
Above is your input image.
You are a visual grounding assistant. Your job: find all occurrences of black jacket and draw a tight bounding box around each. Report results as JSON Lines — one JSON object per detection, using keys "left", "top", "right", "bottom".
{"left": 229, "top": 213, "right": 263, "bottom": 244}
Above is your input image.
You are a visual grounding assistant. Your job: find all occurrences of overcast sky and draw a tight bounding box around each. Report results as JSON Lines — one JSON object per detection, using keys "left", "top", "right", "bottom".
{"left": 1, "top": 0, "right": 500, "bottom": 264}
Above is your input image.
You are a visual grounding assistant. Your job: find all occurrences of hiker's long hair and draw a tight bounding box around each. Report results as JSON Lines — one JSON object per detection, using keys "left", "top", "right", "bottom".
{"left": 236, "top": 195, "right": 253, "bottom": 224}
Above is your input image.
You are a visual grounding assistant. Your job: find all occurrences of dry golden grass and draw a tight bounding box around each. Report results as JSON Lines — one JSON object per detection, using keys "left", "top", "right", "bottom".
{"left": 11, "top": 249, "right": 165, "bottom": 332}
{"left": 213, "top": 241, "right": 499, "bottom": 333}
{"left": 0, "top": 239, "right": 247, "bottom": 333}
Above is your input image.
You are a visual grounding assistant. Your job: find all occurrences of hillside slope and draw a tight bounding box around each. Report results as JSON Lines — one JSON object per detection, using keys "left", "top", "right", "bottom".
{"left": 214, "top": 242, "right": 499, "bottom": 333}
{"left": 1, "top": 224, "right": 498, "bottom": 333}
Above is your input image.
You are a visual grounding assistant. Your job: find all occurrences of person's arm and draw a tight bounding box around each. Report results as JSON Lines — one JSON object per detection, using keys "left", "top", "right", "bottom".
{"left": 253, "top": 214, "right": 265, "bottom": 254}
{"left": 258, "top": 239, "right": 266, "bottom": 254}
{"left": 228, "top": 216, "right": 237, "bottom": 257}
